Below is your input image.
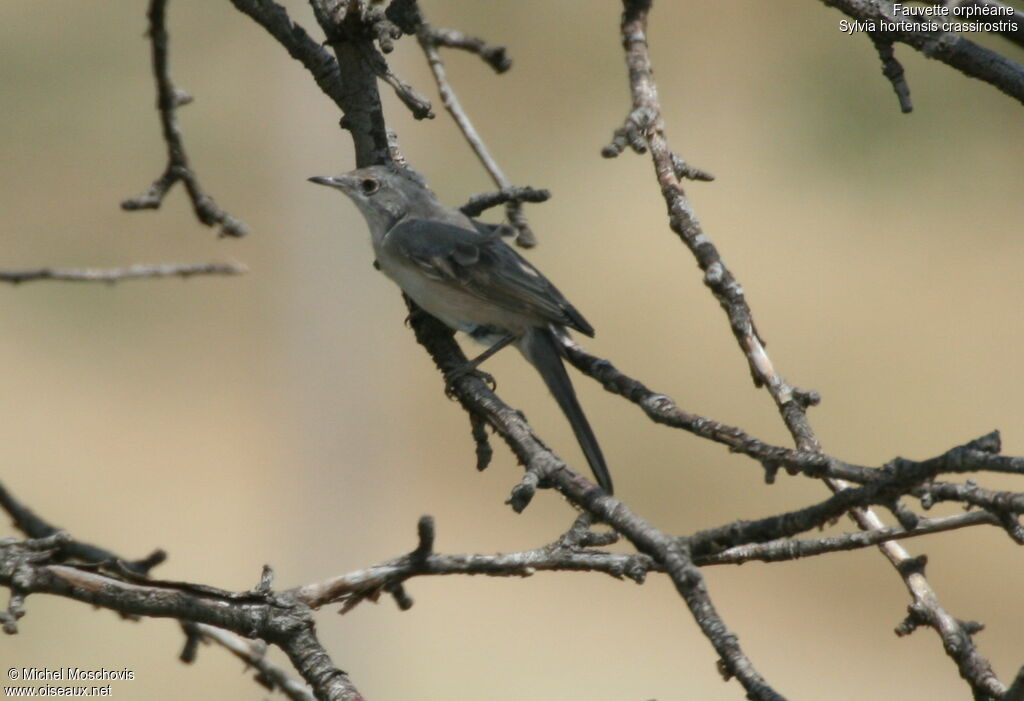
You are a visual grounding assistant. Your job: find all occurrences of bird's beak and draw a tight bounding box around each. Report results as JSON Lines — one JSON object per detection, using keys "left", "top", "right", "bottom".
{"left": 308, "top": 175, "right": 345, "bottom": 188}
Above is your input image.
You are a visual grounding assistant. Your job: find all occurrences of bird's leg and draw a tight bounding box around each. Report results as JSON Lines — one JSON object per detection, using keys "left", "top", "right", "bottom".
{"left": 464, "top": 333, "right": 516, "bottom": 370}
{"left": 444, "top": 334, "right": 516, "bottom": 396}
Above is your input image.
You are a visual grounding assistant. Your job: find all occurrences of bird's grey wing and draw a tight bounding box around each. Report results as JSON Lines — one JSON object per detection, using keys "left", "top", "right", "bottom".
{"left": 384, "top": 219, "right": 594, "bottom": 336}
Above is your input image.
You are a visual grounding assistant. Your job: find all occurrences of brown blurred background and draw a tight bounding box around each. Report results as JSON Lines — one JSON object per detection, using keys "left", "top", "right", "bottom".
{"left": 1, "top": 1, "right": 1022, "bottom": 699}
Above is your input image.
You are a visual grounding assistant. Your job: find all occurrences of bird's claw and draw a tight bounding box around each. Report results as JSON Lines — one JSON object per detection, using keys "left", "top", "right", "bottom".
{"left": 404, "top": 307, "right": 428, "bottom": 328}
{"left": 444, "top": 365, "right": 496, "bottom": 397}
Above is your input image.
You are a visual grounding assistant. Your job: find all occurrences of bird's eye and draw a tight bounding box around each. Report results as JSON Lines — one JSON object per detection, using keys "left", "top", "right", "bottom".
{"left": 360, "top": 178, "right": 380, "bottom": 195}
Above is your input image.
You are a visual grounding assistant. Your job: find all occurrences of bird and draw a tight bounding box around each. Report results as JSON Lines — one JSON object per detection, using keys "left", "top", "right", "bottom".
{"left": 309, "top": 164, "right": 613, "bottom": 494}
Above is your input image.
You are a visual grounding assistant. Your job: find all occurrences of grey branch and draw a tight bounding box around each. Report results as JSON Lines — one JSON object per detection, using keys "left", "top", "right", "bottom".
{"left": 402, "top": 303, "right": 786, "bottom": 701}
{"left": 184, "top": 623, "right": 316, "bottom": 701}
{"left": 364, "top": 43, "right": 435, "bottom": 119}
{"left": 459, "top": 186, "right": 551, "bottom": 218}
{"left": 5, "top": 0, "right": 1022, "bottom": 698}
{"left": 607, "top": 1, "right": 1008, "bottom": 698}
{"left": 0, "top": 555, "right": 361, "bottom": 701}
{"left": 822, "top": 0, "right": 1024, "bottom": 105}
{"left": 0, "top": 263, "right": 246, "bottom": 285}
{"left": 4, "top": 489, "right": 1003, "bottom": 700}
{"left": 868, "top": 33, "right": 913, "bottom": 113}
{"left": 229, "top": 0, "right": 348, "bottom": 108}
{"left": 0, "top": 482, "right": 363, "bottom": 701}
{"left": 412, "top": 4, "right": 539, "bottom": 247}
{"left": 701, "top": 511, "right": 1001, "bottom": 566}
{"left": 919, "top": 0, "right": 1024, "bottom": 47}
{"left": 302, "top": 0, "right": 393, "bottom": 167}
{"left": 122, "top": 0, "right": 249, "bottom": 237}
{"left": 317, "top": 1, "right": 433, "bottom": 119}
{"left": 427, "top": 27, "right": 511, "bottom": 73}
{"left": 295, "top": 516, "right": 651, "bottom": 612}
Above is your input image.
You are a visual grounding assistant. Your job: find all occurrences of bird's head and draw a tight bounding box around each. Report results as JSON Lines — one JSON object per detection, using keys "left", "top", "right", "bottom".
{"left": 309, "top": 165, "right": 426, "bottom": 236}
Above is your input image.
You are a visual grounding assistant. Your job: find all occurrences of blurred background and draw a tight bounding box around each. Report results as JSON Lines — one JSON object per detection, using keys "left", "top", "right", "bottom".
{"left": 1, "top": 1, "right": 1022, "bottom": 699}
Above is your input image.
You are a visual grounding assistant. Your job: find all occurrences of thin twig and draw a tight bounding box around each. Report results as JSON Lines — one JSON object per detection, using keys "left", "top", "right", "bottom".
{"left": 0, "top": 483, "right": 165, "bottom": 575}
{"left": 918, "top": 0, "right": 1024, "bottom": 47}
{"left": 187, "top": 623, "right": 316, "bottom": 701}
{"left": 608, "top": 1, "right": 1006, "bottom": 697}
{"left": 412, "top": 6, "right": 537, "bottom": 247}
{"left": 122, "top": 0, "right": 248, "bottom": 237}
{"left": 296, "top": 519, "right": 650, "bottom": 611}
{"left": 822, "top": 0, "right": 1024, "bottom": 105}
{"left": 0, "top": 263, "right": 246, "bottom": 285}
{"left": 700, "top": 511, "right": 1000, "bottom": 565}
{"left": 868, "top": 33, "right": 913, "bottom": 113}
{"left": 460, "top": 186, "right": 551, "bottom": 218}
{"left": 229, "top": 0, "right": 348, "bottom": 108}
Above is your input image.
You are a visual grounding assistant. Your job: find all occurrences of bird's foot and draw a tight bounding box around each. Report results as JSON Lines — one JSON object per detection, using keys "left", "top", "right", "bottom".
{"left": 444, "top": 364, "right": 497, "bottom": 398}
{"left": 404, "top": 307, "right": 429, "bottom": 328}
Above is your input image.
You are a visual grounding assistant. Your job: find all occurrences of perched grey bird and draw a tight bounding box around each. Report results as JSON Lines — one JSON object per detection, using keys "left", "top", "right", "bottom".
{"left": 309, "top": 165, "right": 612, "bottom": 494}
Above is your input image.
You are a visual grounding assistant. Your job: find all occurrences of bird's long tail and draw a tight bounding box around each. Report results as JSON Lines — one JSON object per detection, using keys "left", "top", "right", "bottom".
{"left": 518, "top": 327, "right": 613, "bottom": 494}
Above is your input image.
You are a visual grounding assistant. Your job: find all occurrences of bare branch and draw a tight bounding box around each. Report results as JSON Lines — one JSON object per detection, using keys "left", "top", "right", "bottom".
{"left": 468, "top": 413, "right": 493, "bottom": 471}
{"left": 700, "top": 511, "right": 1001, "bottom": 566}
{"left": 302, "top": 0, "right": 394, "bottom": 167}
{"left": 229, "top": 0, "right": 347, "bottom": 107}
{"left": 122, "top": 0, "right": 248, "bottom": 237}
{"left": 822, "top": 0, "right": 1024, "bottom": 105}
{"left": 427, "top": 28, "right": 511, "bottom": 73}
{"left": 0, "top": 480, "right": 363, "bottom": 701}
{"left": 0, "top": 483, "right": 165, "bottom": 576}
{"left": 918, "top": 0, "right": 1024, "bottom": 47}
{"left": 404, "top": 3, "right": 539, "bottom": 247}
{"left": 5, "top": 0, "right": 1022, "bottom": 698}
{"left": 868, "top": 32, "right": 913, "bottom": 113}
{"left": 315, "top": 1, "right": 434, "bottom": 119}
{"left": 607, "top": 2, "right": 1008, "bottom": 697}
{"left": 562, "top": 340, "right": 853, "bottom": 480}
{"left": 459, "top": 186, "right": 551, "bottom": 218}
{"left": 401, "top": 301, "right": 786, "bottom": 700}
{"left": 0, "top": 262, "right": 246, "bottom": 285}
{"left": 365, "top": 43, "right": 435, "bottom": 119}
{"left": 0, "top": 538, "right": 364, "bottom": 700}
{"left": 608, "top": 3, "right": 819, "bottom": 453}
{"left": 1007, "top": 666, "right": 1024, "bottom": 701}
{"left": 184, "top": 623, "right": 316, "bottom": 701}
